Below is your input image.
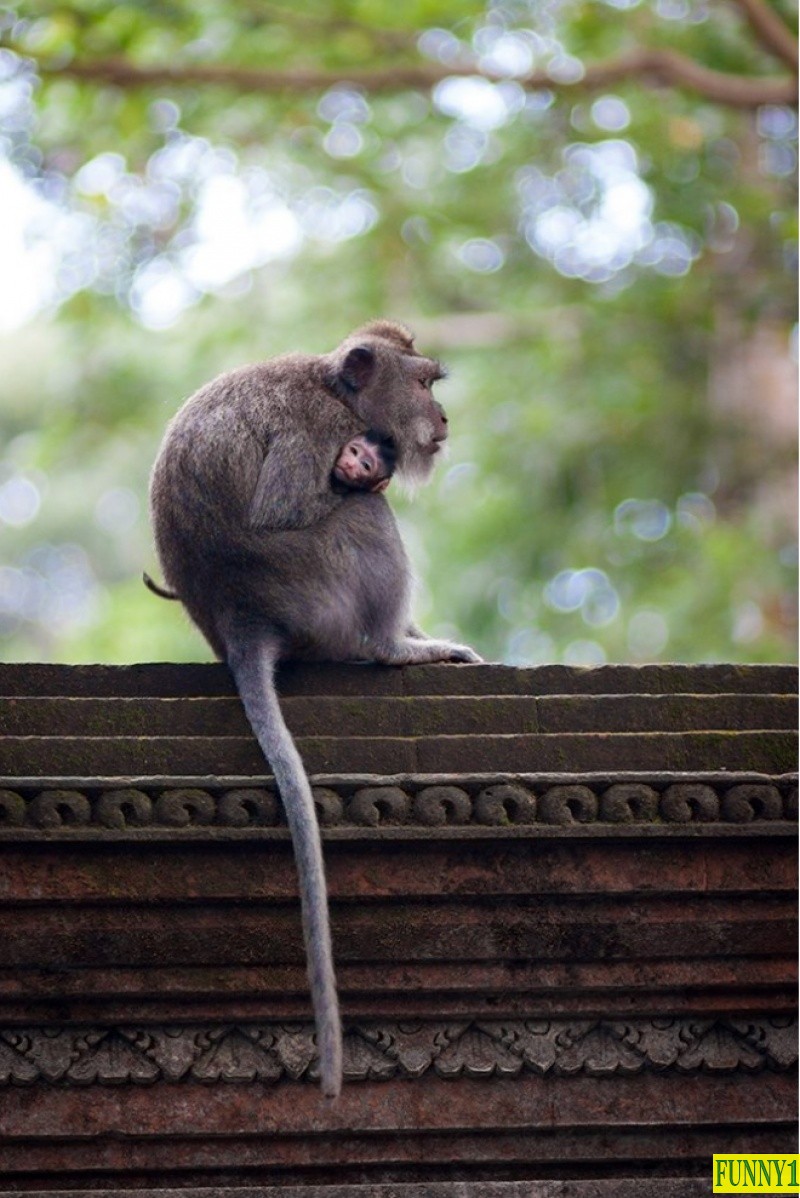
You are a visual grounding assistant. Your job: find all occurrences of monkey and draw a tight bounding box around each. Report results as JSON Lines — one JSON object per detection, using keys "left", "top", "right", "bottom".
{"left": 148, "top": 320, "right": 481, "bottom": 1098}
{"left": 331, "top": 429, "right": 396, "bottom": 494}
{"left": 144, "top": 429, "right": 398, "bottom": 601}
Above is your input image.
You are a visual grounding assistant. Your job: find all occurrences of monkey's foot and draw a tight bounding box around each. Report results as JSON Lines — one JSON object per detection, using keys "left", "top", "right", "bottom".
{"left": 374, "top": 638, "right": 483, "bottom": 665}
{"left": 433, "top": 641, "right": 483, "bottom": 664}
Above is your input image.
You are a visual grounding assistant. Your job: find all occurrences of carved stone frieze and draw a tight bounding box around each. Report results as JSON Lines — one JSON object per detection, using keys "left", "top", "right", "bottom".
{"left": 0, "top": 1017, "right": 795, "bottom": 1086}
{"left": 0, "top": 775, "right": 795, "bottom": 834}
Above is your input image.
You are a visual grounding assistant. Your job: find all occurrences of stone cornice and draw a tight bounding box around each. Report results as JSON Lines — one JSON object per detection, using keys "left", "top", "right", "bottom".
{"left": 0, "top": 772, "right": 795, "bottom": 839}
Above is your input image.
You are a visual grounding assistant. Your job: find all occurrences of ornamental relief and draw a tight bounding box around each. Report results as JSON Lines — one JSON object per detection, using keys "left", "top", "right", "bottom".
{"left": 0, "top": 1017, "right": 795, "bottom": 1086}
{"left": 0, "top": 777, "right": 795, "bottom": 833}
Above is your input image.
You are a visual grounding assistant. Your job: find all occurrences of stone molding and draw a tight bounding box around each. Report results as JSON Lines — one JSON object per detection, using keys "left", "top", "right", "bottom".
{"left": 1, "top": 1016, "right": 795, "bottom": 1086}
{"left": 0, "top": 1183, "right": 716, "bottom": 1197}
{"left": 0, "top": 772, "right": 795, "bottom": 836}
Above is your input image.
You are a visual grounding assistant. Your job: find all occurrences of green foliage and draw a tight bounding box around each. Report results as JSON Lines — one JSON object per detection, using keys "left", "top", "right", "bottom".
{"left": 0, "top": 0, "right": 796, "bottom": 665}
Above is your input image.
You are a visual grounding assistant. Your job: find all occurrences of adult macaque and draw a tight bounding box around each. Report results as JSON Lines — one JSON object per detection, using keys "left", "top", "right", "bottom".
{"left": 148, "top": 320, "right": 481, "bottom": 1097}
{"left": 144, "top": 429, "right": 397, "bottom": 600}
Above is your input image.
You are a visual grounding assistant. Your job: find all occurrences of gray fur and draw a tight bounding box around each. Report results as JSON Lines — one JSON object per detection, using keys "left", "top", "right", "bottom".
{"left": 148, "top": 320, "right": 480, "bottom": 1098}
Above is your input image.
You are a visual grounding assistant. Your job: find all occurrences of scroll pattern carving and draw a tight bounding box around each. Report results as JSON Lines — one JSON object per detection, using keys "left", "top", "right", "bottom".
{"left": 0, "top": 1017, "right": 794, "bottom": 1086}
{"left": 0, "top": 777, "right": 795, "bottom": 833}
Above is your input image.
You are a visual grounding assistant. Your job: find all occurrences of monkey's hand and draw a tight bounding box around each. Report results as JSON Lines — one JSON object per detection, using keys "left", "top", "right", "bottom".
{"left": 373, "top": 637, "right": 483, "bottom": 665}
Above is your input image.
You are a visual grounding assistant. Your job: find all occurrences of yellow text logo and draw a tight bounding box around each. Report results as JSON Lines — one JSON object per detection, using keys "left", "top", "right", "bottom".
{"left": 714, "top": 1155, "right": 800, "bottom": 1193}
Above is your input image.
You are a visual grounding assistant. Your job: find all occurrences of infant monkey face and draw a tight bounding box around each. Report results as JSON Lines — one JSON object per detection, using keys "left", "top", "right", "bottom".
{"left": 333, "top": 435, "right": 391, "bottom": 492}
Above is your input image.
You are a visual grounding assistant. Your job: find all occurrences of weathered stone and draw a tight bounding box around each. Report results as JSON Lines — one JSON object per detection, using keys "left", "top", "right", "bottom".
{"left": 415, "top": 731, "right": 796, "bottom": 774}
{"left": 474, "top": 783, "right": 537, "bottom": 825}
{"left": 4, "top": 728, "right": 795, "bottom": 776}
{"left": 0, "top": 694, "right": 541, "bottom": 738}
{"left": 218, "top": 787, "right": 279, "bottom": 827}
{"left": 538, "top": 785, "right": 598, "bottom": 824}
{"left": 95, "top": 788, "right": 153, "bottom": 828}
{"left": 0, "top": 660, "right": 795, "bottom": 1190}
{"left": 0, "top": 835, "right": 794, "bottom": 904}
{"left": 721, "top": 782, "right": 784, "bottom": 822}
{"left": 412, "top": 785, "right": 473, "bottom": 825}
{"left": 660, "top": 783, "right": 720, "bottom": 823}
{"left": 1, "top": 661, "right": 795, "bottom": 697}
{"left": 0, "top": 773, "right": 795, "bottom": 837}
{"left": 599, "top": 783, "right": 660, "bottom": 822}
{"left": 0, "top": 1069, "right": 794, "bottom": 1175}
{"left": 347, "top": 786, "right": 412, "bottom": 825}
{"left": 0, "top": 1186, "right": 717, "bottom": 1198}
{"left": 536, "top": 692, "right": 796, "bottom": 732}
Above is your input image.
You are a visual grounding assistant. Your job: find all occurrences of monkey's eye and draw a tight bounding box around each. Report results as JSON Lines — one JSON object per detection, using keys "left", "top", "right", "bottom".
{"left": 361, "top": 457, "right": 373, "bottom": 472}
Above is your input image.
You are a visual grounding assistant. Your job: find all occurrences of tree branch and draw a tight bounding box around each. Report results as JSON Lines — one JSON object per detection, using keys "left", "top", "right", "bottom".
{"left": 22, "top": 46, "right": 797, "bottom": 109}
{"left": 732, "top": 0, "right": 798, "bottom": 72}
{"left": 605, "top": 46, "right": 797, "bottom": 107}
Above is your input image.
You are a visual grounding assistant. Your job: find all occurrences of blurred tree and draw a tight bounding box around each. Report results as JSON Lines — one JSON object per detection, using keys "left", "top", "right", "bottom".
{"left": 0, "top": 0, "right": 796, "bottom": 665}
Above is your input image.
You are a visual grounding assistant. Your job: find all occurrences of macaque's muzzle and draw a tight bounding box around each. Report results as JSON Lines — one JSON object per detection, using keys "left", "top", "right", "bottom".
{"left": 430, "top": 401, "right": 449, "bottom": 447}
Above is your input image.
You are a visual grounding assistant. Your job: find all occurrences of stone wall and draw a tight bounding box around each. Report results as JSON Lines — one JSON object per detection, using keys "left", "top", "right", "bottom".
{"left": 0, "top": 662, "right": 796, "bottom": 1194}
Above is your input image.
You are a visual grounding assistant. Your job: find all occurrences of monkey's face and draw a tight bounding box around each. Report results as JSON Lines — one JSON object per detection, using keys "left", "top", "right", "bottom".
{"left": 396, "top": 358, "right": 449, "bottom": 480}
{"left": 332, "top": 436, "right": 388, "bottom": 492}
{"left": 329, "top": 326, "right": 449, "bottom": 485}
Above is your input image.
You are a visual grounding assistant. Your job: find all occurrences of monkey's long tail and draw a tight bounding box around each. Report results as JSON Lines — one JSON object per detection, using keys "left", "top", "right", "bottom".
{"left": 225, "top": 632, "right": 342, "bottom": 1099}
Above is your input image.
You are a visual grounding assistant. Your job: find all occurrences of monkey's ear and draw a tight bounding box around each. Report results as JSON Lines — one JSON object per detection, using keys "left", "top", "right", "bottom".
{"left": 340, "top": 346, "right": 375, "bottom": 393}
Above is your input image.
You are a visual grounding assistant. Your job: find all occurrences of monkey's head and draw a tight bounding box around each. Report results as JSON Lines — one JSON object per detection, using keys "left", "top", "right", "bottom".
{"left": 325, "top": 320, "right": 449, "bottom": 485}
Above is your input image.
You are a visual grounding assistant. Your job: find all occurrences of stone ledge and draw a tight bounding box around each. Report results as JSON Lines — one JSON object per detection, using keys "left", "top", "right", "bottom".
{"left": 1, "top": 661, "right": 795, "bottom": 697}
{"left": 1, "top": 1070, "right": 795, "bottom": 1175}
{"left": 2, "top": 729, "right": 796, "bottom": 775}
{"left": 0, "top": 1183, "right": 715, "bottom": 1197}
{"left": 3, "top": 693, "right": 795, "bottom": 736}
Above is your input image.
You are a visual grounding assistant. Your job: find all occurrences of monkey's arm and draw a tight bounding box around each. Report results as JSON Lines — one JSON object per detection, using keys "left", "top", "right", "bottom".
{"left": 248, "top": 434, "right": 338, "bottom": 531}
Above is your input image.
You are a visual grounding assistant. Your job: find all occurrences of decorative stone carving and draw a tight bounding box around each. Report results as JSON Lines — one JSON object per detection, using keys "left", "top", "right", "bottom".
{"left": 96, "top": 788, "right": 153, "bottom": 828}
{"left": 537, "top": 785, "right": 598, "bottom": 824}
{"left": 348, "top": 786, "right": 412, "bottom": 825}
{"left": 474, "top": 783, "right": 537, "bottom": 825}
{"left": 311, "top": 787, "right": 345, "bottom": 826}
{"left": 659, "top": 784, "right": 719, "bottom": 823}
{"left": 600, "top": 784, "right": 660, "bottom": 822}
{"left": 28, "top": 790, "right": 91, "bottom": 827}
{"left": 155, "top": 789, "right": 216, "bottom": 826}
{"left": 218, "top": 787, "right": 280, "bottom": 826}
{"left": 0, "top": 789, "right": 25, "bottom": 826}
{"left": 721, "top": 784, "right": 783, "bottom": 822}
{"left": 0, "top": 775, "right": 794, "bottom": 834}
{"left": 0, "top": 1017, "right": 794, "bottom": 1087}
{"left": 413, "top": 786, "right": 473, "bottom": 826}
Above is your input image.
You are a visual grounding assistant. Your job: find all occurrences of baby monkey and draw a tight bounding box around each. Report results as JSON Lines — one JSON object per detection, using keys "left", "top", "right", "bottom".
{"left": 145, "top": 428, "right": 397, "bottom": 601}
{"left": 331, "top": 428, "right": 397, "bottom": 495}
